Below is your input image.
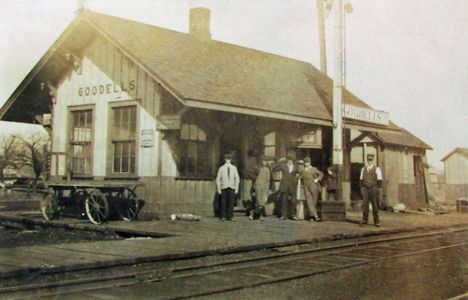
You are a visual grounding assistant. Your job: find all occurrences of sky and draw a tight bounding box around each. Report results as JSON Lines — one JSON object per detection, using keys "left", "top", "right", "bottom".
{"left": 0, "top": 0, "right": 467, "bottom": 170}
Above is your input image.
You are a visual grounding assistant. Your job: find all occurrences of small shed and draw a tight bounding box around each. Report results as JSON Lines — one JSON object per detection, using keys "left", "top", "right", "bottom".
{"left": 441, "top": 147, "right": 468, "bottom": 202}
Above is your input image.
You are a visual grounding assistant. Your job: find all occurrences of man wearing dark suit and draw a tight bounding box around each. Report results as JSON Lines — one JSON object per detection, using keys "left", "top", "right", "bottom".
{"left": 216, "top": 153, "right": 240, "bottom": 221}
{"left": 271, "top": 156, "right": 299, "bottom": 220}
{"left": 360, "top": 154, "right": 383, "bottom": 227}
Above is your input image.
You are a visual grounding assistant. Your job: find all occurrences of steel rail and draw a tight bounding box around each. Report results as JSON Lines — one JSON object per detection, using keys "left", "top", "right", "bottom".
{"left": 1, "top": 226, "right": 467, "bottom": 299}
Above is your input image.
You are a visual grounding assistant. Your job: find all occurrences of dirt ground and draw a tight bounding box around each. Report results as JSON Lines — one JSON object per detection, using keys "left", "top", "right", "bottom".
{"left": 0, "top": 225, "right": 121, "bottom": 249}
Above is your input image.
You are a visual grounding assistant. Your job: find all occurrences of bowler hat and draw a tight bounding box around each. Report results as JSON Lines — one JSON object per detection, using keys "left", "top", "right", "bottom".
{"left": 367, "top": 154, "right": 375, "bottom": 160}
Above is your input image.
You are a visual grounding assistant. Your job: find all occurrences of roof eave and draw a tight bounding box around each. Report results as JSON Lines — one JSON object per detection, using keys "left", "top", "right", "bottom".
{"left": 0, "top": 13, "right": 86, "bottom": 122}
{"left": 184, "top": 98, "right": 332, "bottom": 126}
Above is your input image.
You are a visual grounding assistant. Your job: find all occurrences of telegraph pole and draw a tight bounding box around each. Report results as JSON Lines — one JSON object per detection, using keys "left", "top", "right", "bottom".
{"left": 332, "top": 0, "right": 344, "bottom": 202}
{"left": 316, "top": 0, "right": 327, "bottom": 74}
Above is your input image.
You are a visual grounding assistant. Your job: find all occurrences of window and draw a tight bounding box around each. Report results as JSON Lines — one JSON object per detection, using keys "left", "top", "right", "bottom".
{"left": 292, "top": 127, "right": 322, "bottom": 149}
{"left": 111, "top": 106, "right": 137, "bottom": 174}
{"left": 179, "top": 124, "right": 209, "bottom": 177}
{"left": 296, "top": 130, "right": 317, "bottom": 144}
{"left": 70, "top": 109, "right": 93, "bottom": 175}
{"left": 264, "top": 132, "right": 276, "bottom": 157}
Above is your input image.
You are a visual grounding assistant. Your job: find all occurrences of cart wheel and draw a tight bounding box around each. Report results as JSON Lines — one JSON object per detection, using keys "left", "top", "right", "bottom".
{"left": 85, "top": 189, "right": 109, "bottom": 224}
{"left": 118, "top": 188, "right": 140, "bottom": 221}
{"left": 41, "top": 190, "right": 59, "bottom": 220}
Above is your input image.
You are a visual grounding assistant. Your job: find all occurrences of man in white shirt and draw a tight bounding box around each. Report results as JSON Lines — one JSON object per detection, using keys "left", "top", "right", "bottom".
{"left": 359, "top": 154, "right": 383, "bottom": 227}
{"left": 216, "top": 153, "right": 240, "bottom": 221}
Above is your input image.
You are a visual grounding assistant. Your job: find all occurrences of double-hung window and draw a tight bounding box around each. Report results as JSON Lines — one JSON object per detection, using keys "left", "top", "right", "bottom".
{"left": 179, "top": 124, "right": 209, "bottom": 177}
{"left": 264, "top": 132, "right": 276, "bottom": 157}
{"left": 111, "top": 105, "right": 137, "bottom": 175}
{"left": 70, "top": 108, "right": 93, "bottom": 175}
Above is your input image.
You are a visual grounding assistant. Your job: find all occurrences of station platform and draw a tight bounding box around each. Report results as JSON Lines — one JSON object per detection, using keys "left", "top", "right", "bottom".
{"left": 0, "top": 209, "right": 467, "bottom": 280}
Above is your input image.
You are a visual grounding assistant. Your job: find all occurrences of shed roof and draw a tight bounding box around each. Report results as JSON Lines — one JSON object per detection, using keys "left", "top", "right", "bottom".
{"left": 378, "top": 128, "right": 433, "bottom": 150}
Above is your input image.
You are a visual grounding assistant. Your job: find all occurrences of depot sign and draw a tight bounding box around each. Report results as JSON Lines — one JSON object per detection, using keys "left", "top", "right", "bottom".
{"left": 78, "top": 80, "right": 136, "bottom": 97}
{"left": 343, "top": 104, "right": 389, "bottom": 126}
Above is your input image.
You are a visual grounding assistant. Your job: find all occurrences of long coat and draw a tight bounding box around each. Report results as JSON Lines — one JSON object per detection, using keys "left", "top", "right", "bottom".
{"left": 271, "top": 162, "right": 298, "bottom": 194}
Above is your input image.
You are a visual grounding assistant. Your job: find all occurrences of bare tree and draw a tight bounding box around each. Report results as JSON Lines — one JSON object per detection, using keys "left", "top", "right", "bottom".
{"left": 12, "top": 133, "right": 49, "bottom": 194}
{"left": 0, "top": 135, "right": 21, "bottom": 179}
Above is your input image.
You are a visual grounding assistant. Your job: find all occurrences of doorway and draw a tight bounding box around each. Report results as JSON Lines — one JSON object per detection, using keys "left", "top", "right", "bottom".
{"left": 413, "top": 156, "right": 428, "bottom": 204}
{"left": 291, "top": 148, "right": 326, "bottom": 170}
{"left": 219, "top": 131, "right": 242, "bottom": 168}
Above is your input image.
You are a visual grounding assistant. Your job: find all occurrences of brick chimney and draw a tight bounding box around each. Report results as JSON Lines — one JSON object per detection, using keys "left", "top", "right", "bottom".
{"left": 189, "top": 7, "right": 211, "bottom": 40}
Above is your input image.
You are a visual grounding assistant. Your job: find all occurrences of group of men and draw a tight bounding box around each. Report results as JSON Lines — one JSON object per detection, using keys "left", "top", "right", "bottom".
{"left": 215, "top": 152, "right": 383, "bottom": 227}
{"left": 270, "top": 156, "right": 324, "bottom": 221}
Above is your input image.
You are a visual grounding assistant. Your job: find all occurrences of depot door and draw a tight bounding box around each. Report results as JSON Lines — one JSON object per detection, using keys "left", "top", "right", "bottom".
{"left": 413, "top": 156, "right": 428, "bottom": 204}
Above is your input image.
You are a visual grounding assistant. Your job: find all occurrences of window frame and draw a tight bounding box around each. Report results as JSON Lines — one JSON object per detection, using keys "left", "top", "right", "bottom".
{"left": 67, "top": 105, "right": 95, "bottom": 178}
{"left": 178, "top": 123, "right": 211, "bottom": 178}
{"left": 263, "top": 131, "right": 276, "bottom": 157}
{"left": 289, "top": 126, "right": 322, "bottom": 149}
{"left": 107, "top": 101, "right": 139, "bottom": 178}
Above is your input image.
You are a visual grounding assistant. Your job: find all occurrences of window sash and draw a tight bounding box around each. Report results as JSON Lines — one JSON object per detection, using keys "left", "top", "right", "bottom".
{"left": 112, "top": 106, "right": 136, "bottom": 140}
{"left": 264, "top": 132, "right": 276, "bottom": 157}
{"left": 70, "top": 109, "right": 93, "bottom": 174}
{"left": 110, "top": 105, "right": 137, "bottom": 175}
{"left": 112, "top": 141, "right": 136, "bottom": 174}
{"left": 179, "top": 124, "right": 209, "bottom": 177}
{"left": 181, "top": 123, "right": 206, "bottom": 142}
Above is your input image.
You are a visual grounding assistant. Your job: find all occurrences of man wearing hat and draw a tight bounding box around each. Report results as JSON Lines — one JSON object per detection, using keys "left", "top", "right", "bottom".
{"left": 299, "top": 157, "right": 324, "bottom": 222}
{"left": 254, "top": 156, "right": 273, "bottom": 216}
{"left": 271, "top": 156, "right": 299, "bottom": 220}
{"left": 360, "top": 153, "right": 383, "bottom": 227}
{"left": 323, "top": 165, "right": 338, "bottom": 201}
{"left": 216, "top": 153, "right": 240, "bottom": 221}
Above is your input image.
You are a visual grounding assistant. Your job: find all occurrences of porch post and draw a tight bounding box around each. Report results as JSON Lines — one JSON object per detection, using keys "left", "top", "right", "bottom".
{"left": 332, "top": 0, "right": 344, "bottom": 203}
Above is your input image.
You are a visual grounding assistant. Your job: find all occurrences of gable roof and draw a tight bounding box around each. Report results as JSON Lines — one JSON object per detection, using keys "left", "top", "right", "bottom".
{"left": 0, "top": 9, "right": 431, "bottom": 149}
{"left": 441, "top": 147, "right": 468, "bottom": 161}
{"left": 84, "top": 11, "right": 332, "bottom": 124}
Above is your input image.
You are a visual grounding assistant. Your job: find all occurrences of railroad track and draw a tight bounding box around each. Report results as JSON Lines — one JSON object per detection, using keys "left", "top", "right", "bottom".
{"left": 1, "top": 226, "right": 467, "bottom": 299}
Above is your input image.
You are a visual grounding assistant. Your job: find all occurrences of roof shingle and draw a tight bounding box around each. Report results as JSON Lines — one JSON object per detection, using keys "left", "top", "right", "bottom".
{"left": 85, "top": 11, "right": 331, "bottom": 121}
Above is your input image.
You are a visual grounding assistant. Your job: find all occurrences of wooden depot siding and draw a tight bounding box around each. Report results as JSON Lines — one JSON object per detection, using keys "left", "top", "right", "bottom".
{"left": 383, "top": 146, "right": 428, "bottom": 207}
{"left": 382, "top": 147, "right": 402, "bottom": 206}
{"left": 51, "top": 35, "right": 165, "bottom": 179}
{"left": 139, "top": 177, "right": 216, "bottom": 219}
{"left": 444, "top": 152, "right": 468, "bottom": 202}
{"left": 444, "top": 153, "right": 468, "bottom": 184}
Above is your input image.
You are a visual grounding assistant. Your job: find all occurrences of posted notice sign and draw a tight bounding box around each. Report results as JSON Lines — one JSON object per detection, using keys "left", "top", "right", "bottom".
{"left": 343, "top": 104, "right": 389, "bottom": 126}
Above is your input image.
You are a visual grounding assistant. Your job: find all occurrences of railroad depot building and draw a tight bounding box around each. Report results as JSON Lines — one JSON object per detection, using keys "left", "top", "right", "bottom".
{"left": 0, "top": 8, "right": 433, "bottom": 217}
